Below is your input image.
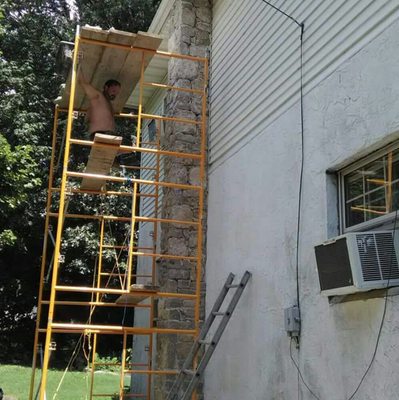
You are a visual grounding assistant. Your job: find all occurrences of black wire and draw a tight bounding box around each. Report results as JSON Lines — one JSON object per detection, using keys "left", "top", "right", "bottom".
{"left": 259, "top": 1, "right": 309, "bottom": 399}
{"left": 296, "top": 22, "right": 305, "bottom": 321}
{"left": 262, "top": 0, "right": 304, "bottom": 324}
{"left": 346, "top": 209, "right": 399, "bottom": 400}
{"left": 290, "top": 338, "right": 321, "bottom": 400}
{"left": 260, "top": 3, "right": 399, "bottom": 400}
{"left": 261, "top": 0, "right": 302, "bottom": 27}
{"left": 261, "top": 0, "right": 305, "bottom": 330}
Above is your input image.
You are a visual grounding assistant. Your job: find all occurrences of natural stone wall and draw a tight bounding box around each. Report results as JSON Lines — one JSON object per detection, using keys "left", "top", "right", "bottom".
{"left": 154, "top": 0, "right": 211, "bottom": 398}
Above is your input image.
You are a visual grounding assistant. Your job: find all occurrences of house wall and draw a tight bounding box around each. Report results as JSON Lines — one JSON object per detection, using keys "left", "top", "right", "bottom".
{"left": 210, "top": 0, "right": 399, "bottom": 168}
{"left": 206, "top": 1, "right": 399, "bottom": 399}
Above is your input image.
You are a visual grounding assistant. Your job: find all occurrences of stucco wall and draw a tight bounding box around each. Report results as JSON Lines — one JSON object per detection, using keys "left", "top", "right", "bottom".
{"left": 205, "top": 15, "right": 399, "bottom": 400}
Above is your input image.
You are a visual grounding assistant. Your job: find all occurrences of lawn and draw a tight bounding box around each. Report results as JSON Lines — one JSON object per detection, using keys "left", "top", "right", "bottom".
{"left": 0, "top": 364, "right": 130, "bottom": 399}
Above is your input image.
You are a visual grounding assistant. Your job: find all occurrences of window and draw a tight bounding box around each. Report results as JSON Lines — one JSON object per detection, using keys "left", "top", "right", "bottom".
{"left": 340, "top": 144, "right": 399, "bottom": 231}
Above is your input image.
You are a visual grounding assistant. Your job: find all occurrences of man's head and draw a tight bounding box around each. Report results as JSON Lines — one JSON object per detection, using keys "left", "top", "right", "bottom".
{"left": 103, "top": 79, "right": 121, "bottom": 101}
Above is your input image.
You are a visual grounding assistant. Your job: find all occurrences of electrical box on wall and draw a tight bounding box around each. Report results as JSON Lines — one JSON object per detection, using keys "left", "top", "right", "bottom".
{"left": 284, "top": 306, "right": 300, "bottom": 338}
{"left": 314, "top": 231, "right": 399, "bottom": 296}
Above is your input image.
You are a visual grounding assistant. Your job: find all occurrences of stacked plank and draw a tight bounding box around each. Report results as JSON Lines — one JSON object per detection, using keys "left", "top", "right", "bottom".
{"left": 55, "top": 25, "right": 163, "bottom": 112}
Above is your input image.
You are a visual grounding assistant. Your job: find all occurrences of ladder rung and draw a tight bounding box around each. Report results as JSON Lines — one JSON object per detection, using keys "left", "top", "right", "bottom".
{"left": 166, "top": 271, "right": 252, "bottom": 400}
{"left": 182, "top": 369, "right": 195, "bottom": 376}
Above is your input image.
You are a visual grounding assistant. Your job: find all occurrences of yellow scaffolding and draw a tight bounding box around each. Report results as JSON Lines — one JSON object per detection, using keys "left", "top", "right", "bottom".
{"left": 29, "top": 26, "right": 208, "bottom": 400}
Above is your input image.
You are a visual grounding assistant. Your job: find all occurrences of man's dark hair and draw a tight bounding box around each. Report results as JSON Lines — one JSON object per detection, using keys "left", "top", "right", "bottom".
{"left": 104, "top": 79, "right": 121, "bottom": 88}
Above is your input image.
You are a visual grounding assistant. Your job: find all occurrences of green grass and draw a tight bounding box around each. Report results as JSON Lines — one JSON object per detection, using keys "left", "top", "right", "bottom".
{"left": 0, "top": 364, "right": 130, "bottom": 399}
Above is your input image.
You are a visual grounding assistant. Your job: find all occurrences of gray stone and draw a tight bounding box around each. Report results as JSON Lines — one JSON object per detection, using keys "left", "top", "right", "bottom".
{"left": 174, "top": 122, "right": 197, "bottom": 136}
{"left": 189, "top": 166, "right": 201, "bottom": 185}
{"left": 166, "top": 267, "right": 191, "bottom": 280}
{"left": 164, "top": 298, "right": 184, "bottom": 308}
{"left": 188, "top": 233, "right": 199, "bottom": 248}
{"left": 190, "top": 44, "right": 207, "bottom": 57}
{"left": 193, "top": 29, "right": 211, "bottom": 46}
{"left": 195, "top": 7, "right": 212, "bottom": 23}
{"left": 182, "top": 307, "right": 195, "bottom": 318}
{"left": 180, "top": 2, "right": 196, "bottom": 27}
{"left": 168, "top": 237, "right": 188, "bottom": 256}
{"left": 175, "top": 78, "right": 192, "bottom": 89}
{"left": 175, "top": 132, "right": 198, "bottom": 144}
{"left": 181, "top": 24, "right": 195, "bottom": 38}
{"left": 192, "top": 77, "right": 205, "bottom": 90}
{"left": 167, "top": 164, "right": 188, "bottom": 184}
{"left": 156, "top": 0, "right": 210, "bottom": 397}
{"left": 192, "top": 0, "right": 211, "bottom": 6}
{"left": 192, "top": 94, "right": 203, "bottom": 115}
{"left": 197, "top": 21, "right": 212, "bottom": 33}
{"left": 162, "top": 279, "right": 178, "bottom": 292}
{"left": 170, "top": 59, "right": 198, "bottom": 81}
{"left": 159, "top": 308, "right": 181, "bottom": 320}
{"left": 170, "top": 204, "right": 194, "bottom": 221}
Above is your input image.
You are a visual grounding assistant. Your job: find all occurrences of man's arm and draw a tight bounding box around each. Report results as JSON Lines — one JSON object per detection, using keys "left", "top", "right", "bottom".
{"left": 78, "top": 66, "right": 100, "bottom": 100}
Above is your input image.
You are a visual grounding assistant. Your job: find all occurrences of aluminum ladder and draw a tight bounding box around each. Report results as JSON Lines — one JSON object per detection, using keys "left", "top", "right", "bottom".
{"left": 166, "top": 270, "right": 251, "bottom": 400}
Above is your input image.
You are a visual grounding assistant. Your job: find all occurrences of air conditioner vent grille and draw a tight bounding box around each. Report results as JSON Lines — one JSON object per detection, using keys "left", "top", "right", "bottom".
{"left": 356, "top": 233, "right": 399, "bottom": 282}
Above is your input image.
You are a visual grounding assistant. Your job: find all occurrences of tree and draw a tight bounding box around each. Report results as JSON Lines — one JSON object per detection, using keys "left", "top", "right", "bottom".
{"left": 0, "top": 133, "right": 44, "bottom": 363}
{"left": 75, "top": 0, "right": 161, "bottom": 32}
{"left": 0, "top": 0, "right": 161, "bottom": 366}
{"left": 0, "top": 0, "right": 73, "bottom": 363}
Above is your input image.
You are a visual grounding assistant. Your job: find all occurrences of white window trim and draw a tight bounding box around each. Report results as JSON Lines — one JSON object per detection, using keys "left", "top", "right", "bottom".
{"left": 339, "top": 141, "right": 399, "bottom": 233}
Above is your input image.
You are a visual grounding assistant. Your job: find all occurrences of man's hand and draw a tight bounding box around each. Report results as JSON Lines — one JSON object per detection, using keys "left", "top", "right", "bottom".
{"left": 77, "top": 65, "right": 100, "bottom": 100}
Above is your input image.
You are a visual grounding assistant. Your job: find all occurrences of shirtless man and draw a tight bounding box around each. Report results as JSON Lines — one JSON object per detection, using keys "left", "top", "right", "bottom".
{"left": 78, "top": 67, "right": 121, "bottom": 139}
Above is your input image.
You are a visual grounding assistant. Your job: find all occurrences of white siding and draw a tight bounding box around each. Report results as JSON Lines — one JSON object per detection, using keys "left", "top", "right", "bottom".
{"left": 210, "top": 0, "right": 399, "bottom": 168}
{"left": 137, "top": 100, "right": 164, "bottom": 286}
{"left": 206, "top": 2, "right": 399, "bottom": 399}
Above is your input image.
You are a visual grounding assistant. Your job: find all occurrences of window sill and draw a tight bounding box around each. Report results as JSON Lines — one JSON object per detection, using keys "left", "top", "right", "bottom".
{"left": 343, "top": 211, "right": 398, "bottom": 233}
{"left": 328, "top": 285, "right": 399, "bottom": 304}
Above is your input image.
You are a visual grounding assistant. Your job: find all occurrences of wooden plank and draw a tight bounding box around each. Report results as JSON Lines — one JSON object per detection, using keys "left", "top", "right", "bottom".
{"left": 77, "top": 27, "right": 110, "bottom": 111}
{"left": 80, "top": 133, "right": 122, "bottom": 191}
{"left": 116, "top": 284, "right": 159, "bottom": 305}
{"left": 90, "top": 29, "right": 136, "bottom": 113}
{"left": 56, "top": 26, "right": 108, "bottom": 110}
{"left": 113, "top": 32, "right": 163, "bottom": 112}
{"left": 136, "top": 31, "right": 163, "bottom": 50}
{"left": 55, "top": 27, "right": 163, "bottom": 113}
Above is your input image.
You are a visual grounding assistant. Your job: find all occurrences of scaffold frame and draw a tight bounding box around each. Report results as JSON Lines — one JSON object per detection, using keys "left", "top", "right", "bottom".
{"left": 29, "top": 25, "right": 208, "bottom": 400}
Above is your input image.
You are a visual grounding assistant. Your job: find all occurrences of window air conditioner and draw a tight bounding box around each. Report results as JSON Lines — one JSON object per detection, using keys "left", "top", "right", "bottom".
{"left": 314, "top": 231, "right": 399, "bottom": 296}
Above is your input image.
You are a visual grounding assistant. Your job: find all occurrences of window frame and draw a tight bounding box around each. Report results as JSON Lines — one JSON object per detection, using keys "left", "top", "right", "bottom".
{"left": 339, "top": 141, "right": 399, "bottom": 233}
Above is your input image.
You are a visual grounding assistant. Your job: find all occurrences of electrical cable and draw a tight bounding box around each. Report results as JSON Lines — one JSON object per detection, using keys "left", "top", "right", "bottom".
{"left": 347, "top": 209, "right": 399, "bottom": 400}
{"left": 296, "top": 20, "right": 305, "bottom": 322}
{"left": 260, "top": 0, "right": 305, "bottom": 327}
{"left": 260, "top": 3, "right": 399, "bottom": 400}
{"left": 259, "top": 2, "right": 314, "bottom": 399}
{"left": 261, "top": 0, "right": 302, "bottom": 28}
{"left": 290, "top": 338, "right": 321, "bottom": 400}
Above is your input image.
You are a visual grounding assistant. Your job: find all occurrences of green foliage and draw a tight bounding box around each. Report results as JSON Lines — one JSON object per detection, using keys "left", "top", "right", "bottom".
{"left": 0, "top": 0, "right": 73, "bottom": 146}
{"left": 0, "top": 0, "right": 73, "bottom": 364}
{"left": 0, "top": 229, "right": 17, "bottom": 250}
{"left": 0, "top": 0, "right": 159, "bottom": 366}
{"left": 92, "top": 353, "right": 120, "bottom": 372}
{"left": 75, "top": 0, "right": 161, "bottom": 32}
{"left": 92, "top": 348, "right": 131, "bottom": 377}
{"left": 0, "top": 134, "right": 41, "bottom": 220}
